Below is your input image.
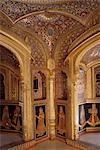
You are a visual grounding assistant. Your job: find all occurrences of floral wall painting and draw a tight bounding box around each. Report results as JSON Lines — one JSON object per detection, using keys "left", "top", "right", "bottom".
{"left": 34, "top": 105, "right": 47, "bottom": 139}
{"left": 0, "top": 105, "right": 22, "bottom": 132}
{"left": 56, "top": 104, "right": 66, "bottom": 138}
{"left": 79, "top": 103, "right": 100, "bottom": 131}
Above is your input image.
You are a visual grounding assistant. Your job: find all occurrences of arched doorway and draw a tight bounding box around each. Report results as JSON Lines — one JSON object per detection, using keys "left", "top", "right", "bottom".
{"left": 0, "top": 31, "right": 34, "bottom": 146}
{"left": 74, "top": 44, "right": 100, "bottom": 145}
{"left": 0, "top": 45, "right": 23, "bottom": 146}
{"left": 64, "top": 32, "right": 100, "bottom": 141}
{"left": 72, "top": 36, "right": 100, "bottom": 144}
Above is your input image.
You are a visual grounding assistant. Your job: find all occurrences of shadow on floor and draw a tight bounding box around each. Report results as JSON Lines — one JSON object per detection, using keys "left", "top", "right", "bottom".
{"left": 0, "top": 132, "right": 24, "bottom": 150}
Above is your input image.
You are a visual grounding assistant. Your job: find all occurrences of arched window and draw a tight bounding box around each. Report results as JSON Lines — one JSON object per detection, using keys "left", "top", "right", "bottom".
{"left": 0, "top": 73, "right": 5, "bottom": 99}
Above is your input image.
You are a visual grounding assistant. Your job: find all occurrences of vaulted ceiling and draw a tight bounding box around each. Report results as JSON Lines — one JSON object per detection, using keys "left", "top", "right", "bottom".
{"left": 0, "top": 0, "right": 100, "bottom": 68}
{"left": 81, "top": 44, "right": 100, "bottom": 65}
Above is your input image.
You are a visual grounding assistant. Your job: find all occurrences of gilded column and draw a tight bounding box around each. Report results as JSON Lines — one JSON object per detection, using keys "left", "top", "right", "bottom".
{"left": 47, "top": 58, "right": 56, "bottom": 140}
{"left": 49, "top": 72, "right": 56, "bottom": 139}
{"left": 23, "top": 56, "right": 33, "bottom": 141}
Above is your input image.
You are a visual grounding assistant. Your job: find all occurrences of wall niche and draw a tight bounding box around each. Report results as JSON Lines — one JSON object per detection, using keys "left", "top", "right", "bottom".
{"left": 56, "top": 71, "right": 67, "bottom": 100}
{"left": 33, "top": 71, "right": 46, "bottom": 100}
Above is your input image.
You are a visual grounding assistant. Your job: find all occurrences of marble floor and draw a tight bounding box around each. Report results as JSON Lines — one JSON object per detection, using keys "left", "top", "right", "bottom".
{"left": 0, "top": 132, "right": 100, "bottom": 150}
{"left": 79, "top": 132, "right": 100, "bottom": 147}
{"left": 29, "top": 140, "right": 78, "bottom": 150}
{"left": 0, "top": 132, "right": 23, "bottom": 150}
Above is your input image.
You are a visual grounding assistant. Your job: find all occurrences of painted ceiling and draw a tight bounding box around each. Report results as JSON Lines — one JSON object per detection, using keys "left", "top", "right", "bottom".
{"left": 0, "top": 0, "right": 100, "bottom": 68}
{"left": 81, "top": 44, "right": 100, "bottom": 65}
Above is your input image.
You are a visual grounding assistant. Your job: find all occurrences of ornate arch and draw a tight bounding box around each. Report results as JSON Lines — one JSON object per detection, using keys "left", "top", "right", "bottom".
{"left": 75, "top": 33, "right": 100, "bottom": 69}
{"left": 0, "top": 12, "right": 48, "bottom": 67}
{"left": 0, "top": 29, "right": 33, "bottom": 79}
{"left": 65, "top": 32, "right": 100, "bottom": 140}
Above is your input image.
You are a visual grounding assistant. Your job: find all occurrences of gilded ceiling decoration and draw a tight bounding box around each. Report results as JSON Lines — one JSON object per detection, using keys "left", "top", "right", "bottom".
{"left": 0, "top": 0, "right": 99, "bottom": 21}
{"left": 55, "top": 25, "right": 88, "bottom": 67}
{"left": 0, "top": 0, "right": 100, "bottom": 68}
{"left": 16, "top": 14, "right": 83, "bottom": 56}
{"left": 26, "top": 36, "right": 46, "bottom": 67}
{"left": 81, "top": 44, "right": 100, "bottom": 65}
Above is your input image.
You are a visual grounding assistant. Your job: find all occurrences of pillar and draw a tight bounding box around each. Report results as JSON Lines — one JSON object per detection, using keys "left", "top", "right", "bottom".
{"left": 22, "top": 56, "right": 33, "bottom": 141}
{"left": 74, "top": 68, "right": 80, "bottom": 140}
{"left": 87, "top": 68, "right": 92, "bottom": 99}
{"left": 49, "top": 71, "right": 56, "bottom": 139}
{"left": 47, "top": 58, "right": 56, "bottom": 140}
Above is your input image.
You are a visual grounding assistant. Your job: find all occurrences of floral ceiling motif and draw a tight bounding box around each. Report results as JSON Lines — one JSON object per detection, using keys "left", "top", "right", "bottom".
{"left": 26, "top": 36, "right": 46, "bottom": 67}
{"left": 16, "top": 13, "right": 83, "bottom": 56}
{"left": 0, "top": 18, "right": 46, "bottom": 68}
{"left": 0, "top": 0, "right": 99, "bottom": 21}
{"left": 11, "top": 27, "right": 46, "bottom": 68}
{"left": 81, "top": 44, "right": 100, "bottom": 65}
{"left": 0, "top": 0, "right": 100, "bottom": 68}
{"left": 55, "top": 25, "right": 88, "bottom": 67}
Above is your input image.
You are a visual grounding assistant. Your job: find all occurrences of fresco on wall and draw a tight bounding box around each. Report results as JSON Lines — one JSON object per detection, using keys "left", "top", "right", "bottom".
{"left": 0, "top": 105, "right": 22, "bottom": 132}
{"left": 56, "top": 105, "right": 66, "bottom": 138}
{"left": 35, "top": 105, "right": 47, "bottom": 139}
{"left": 79, "top": 103, "right": 100, "bottom": 131}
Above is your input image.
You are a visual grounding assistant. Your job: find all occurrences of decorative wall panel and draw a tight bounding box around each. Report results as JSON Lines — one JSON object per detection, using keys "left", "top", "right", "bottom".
{"left": 34, "top": 104, "right": 47, "bottom": 140}
{"left": 56, "top": 104, "right": 66, "bottom": 138}
{"left": 0, "top": 105, "right": 22, "bottom": 132}
{"left": 79, "top": 103, "right": 100, "bottom": 131}
{"left": 32, "top": 71, "right": 46, "bottom": 100}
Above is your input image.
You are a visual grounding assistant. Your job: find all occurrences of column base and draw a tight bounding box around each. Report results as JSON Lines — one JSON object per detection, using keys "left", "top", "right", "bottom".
{"left": 49, "top": 134, "right": 56, "bottom": 140}
{"left": 23, "top": 131, "right": 34, "bottom": 142}
{"left": 74, "top": 133, "right": 79, "bottom": 140}
{"left": 49, "top": 119, "right": 56, "bottom": 140}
